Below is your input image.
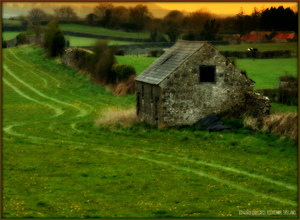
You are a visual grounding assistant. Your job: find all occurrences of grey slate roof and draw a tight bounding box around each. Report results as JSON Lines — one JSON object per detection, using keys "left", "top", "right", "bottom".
{"left": 135, "top": 41, "right": 206, "bottom": 85}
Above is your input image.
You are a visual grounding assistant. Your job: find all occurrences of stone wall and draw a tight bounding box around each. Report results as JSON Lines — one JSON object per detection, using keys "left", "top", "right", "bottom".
{"left": 158, "top": 43, "right": 255, "bottom": 127}
{"left": 6, "top": 38, "right": 17, "bottom": 48}
{"left": 25, "top": 35, "right": 44, "bottom": 45}
{"left": 245, "top": 92, "right": 271, "bottom": 116}
{"left": 62, "top": 47, "right": 77, "bottom": 68}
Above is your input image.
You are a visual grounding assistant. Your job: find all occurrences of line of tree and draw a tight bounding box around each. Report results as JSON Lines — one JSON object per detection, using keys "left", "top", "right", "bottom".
{"left": 17, "top": 4, "right": 298, "bottom": 42}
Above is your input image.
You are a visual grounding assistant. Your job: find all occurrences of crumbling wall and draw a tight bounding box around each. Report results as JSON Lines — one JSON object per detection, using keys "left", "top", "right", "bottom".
{"left": 6, "top": 38, "right": 17, "bottom": 48}
{"left": 245, "top": 92, "right": 271, "bottom": 116}
{"left": 25, "top": 35, "right": 44, "bottom": 45}
{"left": 62, "top": 47, "right": 77, "bottom": 68}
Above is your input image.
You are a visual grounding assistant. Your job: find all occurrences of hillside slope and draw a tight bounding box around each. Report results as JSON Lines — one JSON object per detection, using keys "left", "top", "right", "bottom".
{"left": 2, "top": 45, "right": 298, "bottom": 218}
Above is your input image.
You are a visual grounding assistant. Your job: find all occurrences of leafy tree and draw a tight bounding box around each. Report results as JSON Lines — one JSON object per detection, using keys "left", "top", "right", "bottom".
{"left": 43, "top": 20, "right": 65, "bottom": 57}
{"left": 201, "top": 19, "right": 220, "bottom": 40}
{"left": 183, "top": 9, "right": 212, "bottom": 40}
{"left": 18, "top": 15, "right": 32, "bottom": 30}
{"left": 147, "top": 18, "right": 163, "bottom": 41}
{"left": 28, "top": 8, "right": 47, "bottom": 22}
{"left": 110, "top": 6, "right": 129, "bottom": 29}
{"left": 129, "top": 4, "right": 152, "bottom": 36}
{"left": 86, "top": 13, "right": 98, "bottom": 26}
{"left": 234, "top": 8, "right": 246, "bottom": 36}
{"left": 91, "top": 40, "right": 116, "bottom": 84}
{"left": 93, "top": 2, "right": 114, "bottom": 26}
{"left": 260, "top": 6, "right": 296, "bottom": 31}
{"left": 54, "top": 6, "right": 78, "bottom": 22}
{"left": 163, "top": 10, "right": 184, "bottom": 42}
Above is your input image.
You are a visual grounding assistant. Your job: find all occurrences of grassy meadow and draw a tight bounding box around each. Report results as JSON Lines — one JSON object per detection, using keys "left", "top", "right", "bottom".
{"left": 215, "top": 42, "right": 298, "bottom": 53}
{"left": 64, "top": 35, "right": 140, "bottom": 47}
{"left": 58, "top": 24, "right": 150, "bottom": 39}
{"left": 2, "top": 31, "right": 20, "bottom": 41}
{"left": 116, "top": 55, "right": 298, "bottom": 90}
{"left": 2, "top": 45, "right": 298, "bottom": 218}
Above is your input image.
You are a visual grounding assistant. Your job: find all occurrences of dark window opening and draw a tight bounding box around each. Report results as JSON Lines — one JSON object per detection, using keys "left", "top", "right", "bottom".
{"left": 141, "top": 85, "right": 144, "bottom": 98}
{"left": 199, "top": 65, "right": 215, "bottom": 82}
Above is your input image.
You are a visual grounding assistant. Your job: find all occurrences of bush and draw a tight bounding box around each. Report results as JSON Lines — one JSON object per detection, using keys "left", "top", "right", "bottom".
{"left": 220, "top": 50, "right": 293, "bottom": 59}
{"left": 156, "top": 35, "right": 168, "bottom": 42}
{"left": 111, "top": 63, "right": 136, "bottom": 82}
{"left": 73, "top": 49, "right": 95, "bottom": 73}
{"left": 92, "top": 40, "right": 116, "bottom": 84}
{"left": 146, "top": 49, "right": 165, "bottom": 57}
{"left": 115, "top": 49, "right": 125, "bottom": 56}
{"left": 278, "top": 74, "right": 298, "bottom": 105}
{"left": 16, "top": 33, "right": 27, "bottom": 45}
{"left": 2, "top": 38, "right": 7, "bottom": 48}
{"left": 43, "top": 20, "right": 65, "bottom": 57}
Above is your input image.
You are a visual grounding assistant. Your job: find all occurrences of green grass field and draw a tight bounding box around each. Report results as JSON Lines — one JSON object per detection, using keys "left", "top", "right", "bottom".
{"left": 2, "top": 31, "right": 20, "bottom": 41}
{"left": 215, "top": 42, "right": 298, "bottom": 53}
{"left": 116, "top": 55, "right": 298, "bottom": 90}
{"left": 2, "top": 45, "right": 298, "bottom": 219}
{"left": 236, "top": 58, "right": 298, "bottom": 90}
{"left": 58, "top": 24, "right": 150, "bottom": 39}
{"left": 116, "top": 55, "right": 158, "bottom": 75}
{"left": 2, "top": 19, "right": 22, "bottom": 25}
{"left": 64, "top": 35, "right": 140, "bottom": 47}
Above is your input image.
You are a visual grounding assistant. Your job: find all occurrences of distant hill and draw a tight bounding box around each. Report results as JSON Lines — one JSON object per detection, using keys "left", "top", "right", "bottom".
{"left": 2, "top": 2, "right": 171, "bottom": 19}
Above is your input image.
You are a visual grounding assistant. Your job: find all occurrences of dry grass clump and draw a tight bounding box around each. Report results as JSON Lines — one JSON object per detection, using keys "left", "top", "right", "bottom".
{"left": 95, "top": 107, "right": 139, "bottom": 128}
{"left": 113, "top": 75, "right": 136, "bottom": 96}
{"left": 244, "top": 113, "right": 298, "bottom": 139}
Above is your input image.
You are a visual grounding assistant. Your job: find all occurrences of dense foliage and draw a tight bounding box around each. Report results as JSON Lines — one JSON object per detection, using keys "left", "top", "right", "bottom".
{"left": 43, "top": 20, "right": 66, "bottom": 57}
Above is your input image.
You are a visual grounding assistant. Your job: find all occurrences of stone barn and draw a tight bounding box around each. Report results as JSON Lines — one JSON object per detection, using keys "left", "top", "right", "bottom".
{"left": 135, "top": 40, "right": 270, "bottom": 127}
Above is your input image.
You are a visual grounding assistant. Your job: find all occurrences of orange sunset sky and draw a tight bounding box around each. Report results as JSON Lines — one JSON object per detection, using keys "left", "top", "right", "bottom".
{"left": 2, "top": 1, "right": 298, "bottom": 18}
{"left": 155, "top": 2, "right": 298, "bottom": 15}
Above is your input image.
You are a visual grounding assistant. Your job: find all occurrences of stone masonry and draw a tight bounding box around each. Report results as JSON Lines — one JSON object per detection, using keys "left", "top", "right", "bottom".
{"left": 135, "top": 41, "right": 271, "bottom": 127}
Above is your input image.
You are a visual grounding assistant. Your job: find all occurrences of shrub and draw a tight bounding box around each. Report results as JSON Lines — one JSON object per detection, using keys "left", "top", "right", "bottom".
{"left": 43, "top": 20, "right": 65, "bottom": 57}
{"left": 73, "top": 49, "right": 95, "bottom": 73}
{"left": 2, "top": 38, "right": 7, "bottom": 48}
{"left": 16, "top": 33, "right": 27, "bottom": 45}
{"left": 156, "top": 35, "right": 168, "bottom": 42}
{"left": 111, "top": 63, "right": 136, "bottom": 82}
{"left": 115, "top": 49, "right": 125, "bottom": 56}
{"left": 16, "top": 30, "right": 35, "bottom": 46}
{"left": 278, "top": 74, "right": 298, "bottom": 105}
{"left": 220, "top": 50, "right": 293, "bottom": 58}
{"left": 146, "top": 49, "right": 165, "bottom": 57}
{"left": 93, "top": 42, "right": 116, "bottom": 84}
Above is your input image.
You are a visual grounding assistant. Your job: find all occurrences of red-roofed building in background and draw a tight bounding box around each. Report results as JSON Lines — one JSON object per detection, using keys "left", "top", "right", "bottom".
{"left": 273, "top": 32, "right": 297, "bottom": 43}
{"left": 240, "top": 33, "right": 266, "bottom": 43}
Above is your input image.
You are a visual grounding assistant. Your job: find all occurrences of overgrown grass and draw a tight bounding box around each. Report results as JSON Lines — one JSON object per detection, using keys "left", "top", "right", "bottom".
{"left": 2, "top": 45, "right": 298, "bottom": 219}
